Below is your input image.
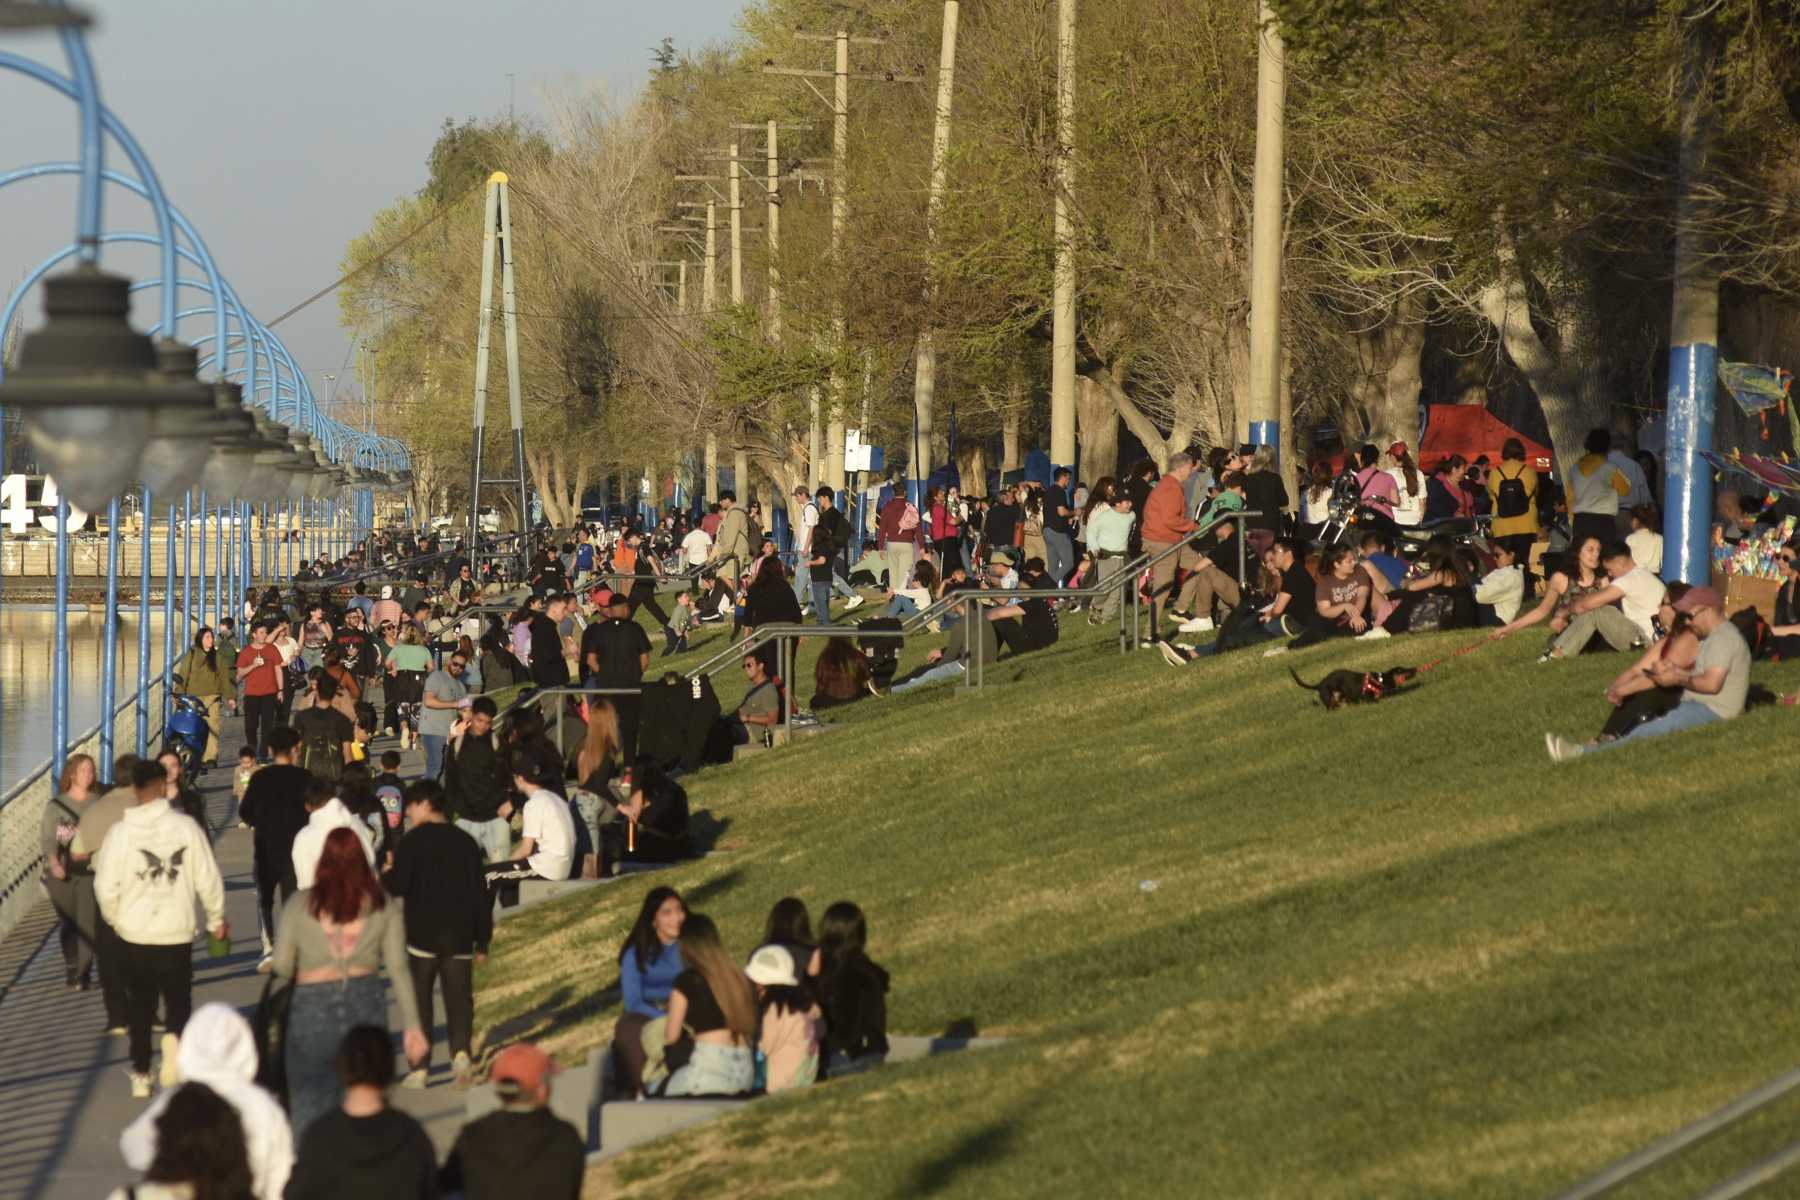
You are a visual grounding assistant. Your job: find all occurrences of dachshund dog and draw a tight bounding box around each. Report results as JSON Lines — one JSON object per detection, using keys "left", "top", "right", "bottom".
{"left": 1289, "top": 666, "right": 1417, "bottom": 711}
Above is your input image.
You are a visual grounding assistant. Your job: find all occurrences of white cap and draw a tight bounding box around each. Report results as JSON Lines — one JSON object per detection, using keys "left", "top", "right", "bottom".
{"left": 744, "top": 944, "right": 799, "bottom": 987}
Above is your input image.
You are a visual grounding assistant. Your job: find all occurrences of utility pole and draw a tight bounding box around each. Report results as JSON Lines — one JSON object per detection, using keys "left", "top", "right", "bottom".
{"left": 1247, "top": 0, "right": 1286, "bottom": 461}
{"left": 1050, "top": 0, "right": 1078, "bottom": 473}
{"left": 767, "top": 34, "right": 922, "bottom": 494}
{"left": 1663, "top": 0, "right": 1720, "bottom": 584}
{"left": 467, "top": 171, "right": 530, "bottom": 580}
{"left": 909, "top": 1, "right": 961, "bottom": 505}
{"left": 729, "top": 142, "right": 744, "bottom": 307}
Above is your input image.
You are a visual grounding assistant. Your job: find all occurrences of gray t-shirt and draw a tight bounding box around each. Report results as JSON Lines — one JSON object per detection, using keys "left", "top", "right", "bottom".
{"left": 420, "top": 668, "right": 468, "bottom": 737}
{"left": 1688, "top": 619, "right": 1751, "bottom": 720}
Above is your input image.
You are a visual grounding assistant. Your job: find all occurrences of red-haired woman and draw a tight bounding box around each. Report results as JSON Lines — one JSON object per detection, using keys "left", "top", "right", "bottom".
{"left": 272, "top": 827, "right": 424, "bottom": 1138}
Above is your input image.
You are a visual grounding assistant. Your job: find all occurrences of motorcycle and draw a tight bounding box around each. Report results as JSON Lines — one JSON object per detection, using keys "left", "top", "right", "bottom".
{"left": 161, "top": 694, "right": 212, "bottom": 784}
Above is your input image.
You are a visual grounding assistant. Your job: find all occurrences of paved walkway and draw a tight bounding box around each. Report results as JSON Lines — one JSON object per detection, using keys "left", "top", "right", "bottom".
{"left": 0, "top": 710, "right": 468, "bottom": 1200}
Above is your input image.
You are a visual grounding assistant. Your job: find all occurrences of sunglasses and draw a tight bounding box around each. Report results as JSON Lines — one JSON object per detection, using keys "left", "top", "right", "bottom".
{"left": 449, "top": 660, "right": 467, "bottom": 670}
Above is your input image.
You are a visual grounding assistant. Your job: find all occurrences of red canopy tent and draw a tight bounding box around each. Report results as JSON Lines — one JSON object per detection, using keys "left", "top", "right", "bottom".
{"left": 1418, "top": 405, "right": 1552, "bottom": 474}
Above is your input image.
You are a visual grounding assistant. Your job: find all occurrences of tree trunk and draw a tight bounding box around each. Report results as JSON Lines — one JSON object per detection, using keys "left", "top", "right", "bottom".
{"left": 1002, "top": 410, "right": 1022, "bottom": 472}
{"left": 1074, "top": 374, "right": 1119, "bottom": 484}
{"left": 955, "top": 441, "right": 988, "bottom": 495}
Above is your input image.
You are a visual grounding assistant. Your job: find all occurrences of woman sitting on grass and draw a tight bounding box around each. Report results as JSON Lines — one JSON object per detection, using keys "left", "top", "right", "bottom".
{"left": 882, "top": 560, "right": 938, "bottom": 619}
{"left": 810, "top": 639, "right": 878, "bottom": 712}
{"left": 1580, "top": 582, "right": 1700, "bottom": 746}
{"left": 1378, "top": 540, "right": 1475, "bottom": 634}
{"left": 816, "top": 901, "right": 890, "bottom": 1077}
{"left": 613, "top": 887, "right": 686, "bottom": 1097}
{"left": 763, "top": 896, "right": 822, "bottom": 983}
{"left": 1288, "top": 545, "right": 1378, "bottom": 649}
{"left": 1490, "top": 534, "right": 1609, "bottom": 652}
{"left": 654, "top": 914, "right": 758, "bottom": 1097}
{"left": 745, "top": 944, "right": 823, "bottom": 1093}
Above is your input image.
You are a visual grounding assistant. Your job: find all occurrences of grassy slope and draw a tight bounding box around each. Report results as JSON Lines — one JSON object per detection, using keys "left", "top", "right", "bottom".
{"left": 475, "top": 600, "right": 1800, "bottom": 1199}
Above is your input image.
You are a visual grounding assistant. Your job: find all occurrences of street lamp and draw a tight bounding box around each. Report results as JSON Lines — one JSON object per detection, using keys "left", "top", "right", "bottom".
{"left": 135, "top": 339, "right": 222, "bottom": 500}
{"left": 0, "top": 3, "right": 91, "bottom": 28}
{"left": 198, "top": 381, "right": 262, "bottom": 499}
{"left": 0, "top": 263, "right": 173, "bottom": 511}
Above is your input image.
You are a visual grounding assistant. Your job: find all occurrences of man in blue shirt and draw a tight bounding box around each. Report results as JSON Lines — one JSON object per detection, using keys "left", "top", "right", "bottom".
{"left": 1357, "top": 531, "right": 1407, "bottom": 590}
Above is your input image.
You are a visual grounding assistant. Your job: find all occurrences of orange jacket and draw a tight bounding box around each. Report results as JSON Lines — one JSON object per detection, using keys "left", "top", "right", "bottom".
{"left": 1140, "top": 474, "right": 1198, "bottom": 544}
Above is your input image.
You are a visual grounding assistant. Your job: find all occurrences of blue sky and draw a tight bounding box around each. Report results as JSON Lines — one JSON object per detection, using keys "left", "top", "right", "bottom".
{"left": 0, "top": 0, "right": 742, "bottom": 417}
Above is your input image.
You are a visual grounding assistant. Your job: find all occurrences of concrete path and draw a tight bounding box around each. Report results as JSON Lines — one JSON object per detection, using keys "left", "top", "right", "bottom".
{"left": 0, "top": 710, "right": 466, "bottom": 1200}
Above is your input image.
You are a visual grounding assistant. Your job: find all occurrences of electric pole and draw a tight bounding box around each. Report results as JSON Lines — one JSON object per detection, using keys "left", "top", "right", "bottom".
{"left": 1247, "top": 0, "right": 1286, "bottom": 462}
{"left": 909, "top": 1, "right": 961, "bottom": 505}
{"left": 767, "top": 34, "right": 922, "bottom": 494}
{"left": 1050, "top": 0, "right": 1078, "bottom": 473}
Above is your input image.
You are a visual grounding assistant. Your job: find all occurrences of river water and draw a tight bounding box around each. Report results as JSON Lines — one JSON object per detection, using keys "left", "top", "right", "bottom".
{"left": 0, "top": 610, "right": 170, "bottom": 795}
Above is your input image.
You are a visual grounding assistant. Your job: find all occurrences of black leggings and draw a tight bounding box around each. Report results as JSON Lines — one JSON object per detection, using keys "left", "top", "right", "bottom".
{"left": 629, "top": 582, "right": 670, "bottom": 629}
{"left": 1598, "top": 686, "right": 1681, "bottom": 741}
{"left": 408, "top": 953, "right": 475, "bottom": 1058}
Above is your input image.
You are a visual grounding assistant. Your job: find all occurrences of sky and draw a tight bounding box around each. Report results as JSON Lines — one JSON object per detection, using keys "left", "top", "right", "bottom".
{"left": 0, "top": 0, "right": 742, "bottom": 423}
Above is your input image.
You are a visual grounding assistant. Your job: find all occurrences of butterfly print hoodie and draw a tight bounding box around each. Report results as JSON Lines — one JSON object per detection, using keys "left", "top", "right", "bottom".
{"left": 94, "top": 797, "right": 224, "bottom": 946}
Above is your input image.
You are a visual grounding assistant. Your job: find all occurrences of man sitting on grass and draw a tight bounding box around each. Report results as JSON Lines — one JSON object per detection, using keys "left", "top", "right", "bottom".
{"left": 1543, "top": 541, "right": 1664, "bottom": 660}
{"left": 482, "top": 756, "right": 577, "bottom": 906}
{"left": 1546, "top": 585, "right": 1749, "bottom": 761}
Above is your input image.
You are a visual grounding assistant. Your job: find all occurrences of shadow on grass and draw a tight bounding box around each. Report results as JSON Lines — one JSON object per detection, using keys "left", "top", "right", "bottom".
{"left": 481, "top": 980, "right": 623, "bottom": 1053}
{"left": 940, "top": 1017, "right": 979, "bottom": 1039}
{"left": 683, "top": 866, "right": 745, "bottom": 909}
{"left": 902, "top": 1113, "right": 1025, "bottom": 1194}
{"left": 689, "top": 810, "right": 732, "bottom": 854}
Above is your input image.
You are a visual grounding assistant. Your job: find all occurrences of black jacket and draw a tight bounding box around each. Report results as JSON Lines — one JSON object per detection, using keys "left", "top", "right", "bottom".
{"left": 286, "top": 1106, "right": 439, "bottom": 1200}
{"left": 238, "top": 764, "right": 311, "bottom": 885}
{"left": 821, "top": 952, "right": 890, "bottom": 1063}
{"left": 384, "top": 822, "right": 493, "bottom": 955}
{"left": 529, "top": 613, "right": 569, "bottom": 687}
{"left": 445, "top": 732, "right": 509, "bottom": 823}
{"left": 441, "top": 1108, "right": 584, "bottom": 1200}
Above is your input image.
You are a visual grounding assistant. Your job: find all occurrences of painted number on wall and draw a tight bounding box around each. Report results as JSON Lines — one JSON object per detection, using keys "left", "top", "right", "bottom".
{"left": 0, "top": 474, "right": 91, "bottom": 534}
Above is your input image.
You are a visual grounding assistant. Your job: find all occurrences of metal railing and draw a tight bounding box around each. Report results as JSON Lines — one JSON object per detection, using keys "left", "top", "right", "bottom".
{"left": 1554, "top": 1063, "right": 1800, "bottom": 1200}
{"left": 0, "top": 676, "right": 167, "bottom": 947}
{"left": 1128, "top": 510, "right": 1262, "bottom": 648}
{"left": 489, "top": 684, "right": 647, "bottom": 755}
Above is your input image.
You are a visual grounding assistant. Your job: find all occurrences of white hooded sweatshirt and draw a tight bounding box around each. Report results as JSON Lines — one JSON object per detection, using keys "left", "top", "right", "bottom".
{"left": 93, "top": 798, "right": 223, "bottom": 946}
{"left": 120, "top": 1003, "right": 295, "bottom": 1200}
{"left": 289, "top": 797, "right": 377, "bottom": 889}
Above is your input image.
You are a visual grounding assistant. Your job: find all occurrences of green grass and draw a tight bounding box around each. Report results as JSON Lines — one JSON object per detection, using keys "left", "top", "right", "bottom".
{"left": 474, "top": 596, "right": 1800, "bottom": 1199}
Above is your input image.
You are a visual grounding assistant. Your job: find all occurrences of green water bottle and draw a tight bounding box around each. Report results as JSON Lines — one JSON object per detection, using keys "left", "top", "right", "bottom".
{"left": 207, "top": 927, "right": 230, "bottom": 959}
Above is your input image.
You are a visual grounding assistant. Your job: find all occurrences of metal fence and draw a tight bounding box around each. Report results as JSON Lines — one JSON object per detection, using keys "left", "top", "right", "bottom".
{"left": 0, "top": 676, "right": 166, "bottom": 947}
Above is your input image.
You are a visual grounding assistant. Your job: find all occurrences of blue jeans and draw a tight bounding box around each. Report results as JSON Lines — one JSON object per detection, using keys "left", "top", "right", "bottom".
{"left": 662, "top": 1041, "right": 755, "bottom": 1097}
{"left": 1587, "top": 701, "right": 1720, "bottom": 752}
{"left": 891, "top": 660, "right": 964, "bottom": 693}
{"left": 884, "top": 595, "right": 920, "bottom": 619}
{"left": 456, "top": 816, "right": 513, "bottom": 864}
{"left": 812, "top": 581, "right": 834, "bottom": 625}
{"left": 287, "top": 974, "right": 386, "bottom": 1139}
{"left": 420, "top": 733, "right": 447, "bottom": 781}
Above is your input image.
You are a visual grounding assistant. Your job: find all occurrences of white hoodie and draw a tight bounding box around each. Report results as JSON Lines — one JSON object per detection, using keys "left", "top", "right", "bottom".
{"left": 120, "top": 1003, "right": 295, "bottom": 1200}
{"left": 289, "top": 796, "right": 376, "bottom": 889}
{"left": 93, "top": 798, "right": 223, "bottom": 946}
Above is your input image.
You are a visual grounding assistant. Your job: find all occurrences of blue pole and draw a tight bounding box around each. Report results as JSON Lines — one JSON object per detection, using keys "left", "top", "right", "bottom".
{"left": 197, "top": 489, "right": 208, "bottom": 633}
{"left": 135, "top": 485, "right": 152, "bottom": 756}
{"left": 213, "top": 500, "right": 224, "bottom": 627}
{"left": 1249, "top": 419, "right": 1280, "bottom": 472}
{"left": 57, "top": 25, "right": 104, "bottom": 261}
{"left": 226, "top": 500, "right": 236, "bottom": 626}
{"left": 162, "top": 502, "right": 176, "bottom": 732}
{"left": 99, "top": 496, "right": 120, "bottom": 769}
{"left": 183, "top": 491, "right": 193, "bottom": 643}
{"left": 1661, "top": 343, "right": 1717, "bottom": 584}
{"left": 51, "top": 497, "right": 70, "bottom": 783}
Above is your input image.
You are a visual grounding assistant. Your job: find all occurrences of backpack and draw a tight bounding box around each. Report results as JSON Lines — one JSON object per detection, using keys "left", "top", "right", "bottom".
{"left": 898, "top": 503, "right": 920, "bottom": 532}
{"left": 293, "top": 709, "right": 343, "bottom": 781}
{"left": 1731, "top": 606, "right": 1777, "bottom": 661}
{"left": 1494, "top": 466, "right": 1532, "bottom": 520}
{"left": 856, "top": 617, "right": 904, "bottom": 686}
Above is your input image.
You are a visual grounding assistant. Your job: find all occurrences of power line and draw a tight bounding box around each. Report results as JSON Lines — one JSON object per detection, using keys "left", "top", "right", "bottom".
{"left": 265, "top": 179, "right": 483, "bottom": 329}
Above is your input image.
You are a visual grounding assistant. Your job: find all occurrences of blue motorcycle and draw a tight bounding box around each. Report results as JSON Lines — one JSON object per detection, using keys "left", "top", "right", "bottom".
{"left": 161, "top": 694, "right": 211, "bottom": 784}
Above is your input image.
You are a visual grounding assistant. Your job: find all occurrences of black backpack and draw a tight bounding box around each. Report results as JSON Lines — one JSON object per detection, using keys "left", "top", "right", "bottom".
{"left": 1731, "top": 607, "right": 1777, "bottom": 661}
{"left": 857, "top": 617, "right": 903, "bottom": 686}
{"left": 1494, "top": 466, "right": 1533, "bottom": 520}
{"left": 293, "top": 709, "right": 343, "bottom": 781}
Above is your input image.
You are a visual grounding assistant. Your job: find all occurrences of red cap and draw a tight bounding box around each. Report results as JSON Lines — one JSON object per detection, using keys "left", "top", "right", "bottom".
{"left": 490, "top": 1043, "right": 557, "bottom": 1097}
{"left": 1672, "top": 585, "right": 1723, "bottom": 614}
{"left": 1388, "top": 441, "right": 1409, "bottom": 458}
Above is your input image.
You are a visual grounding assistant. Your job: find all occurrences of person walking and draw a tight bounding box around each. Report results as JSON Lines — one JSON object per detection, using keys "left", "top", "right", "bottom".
{"left": 284, "top": 1026, "right": 439, "bottom": 1200}
{"left": 271, "top": 828, "right": 426, "bottom": 1138}
{"left": 708, "top": 491, "right": 751, "bottom": 579}
{"left": 1487, "top": 437, "right": 1542, "bottom": 602}
{"left": 173, "top": 628, "right": 233, "bottom": 766}
{"left": 418, "top": 650, "right": 471, "bottom": 782}
{"left": 1140, "top": 453, "right": 1204, "bottom": 638}
{"left": 42, "top": 752, "right": 101, "bottom": 990}
{"left": 238, "top": 726, "right": 311, "bottom": 973}
{"left": 440, "top": 1043, "right": 585, "bottom": 1200}
{"left": 385, "top": 780, "right": 492, "bottom": 1086}
{"left": 93, "top": 760, "right": 227, "bottom": 1098}
{"left": 119, "top": 1002, "right": 295, "bottom": 1200}
{"left": 876, "top": 491, "right": 925, "bottom": 594}
{"left": 1042, "top": 467, "right": 1078, "bottom": 585}
{"left": 236, "top": 621, "right": 285, "bottom": 760}
{"left": 67, "top": 754, "right": 141, "bottom": 1033}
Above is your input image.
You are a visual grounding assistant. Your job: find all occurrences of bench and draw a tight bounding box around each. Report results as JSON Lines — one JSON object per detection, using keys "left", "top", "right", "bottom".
{"left": 587, "top": 1034, "right": 1006, "bottom": 1161}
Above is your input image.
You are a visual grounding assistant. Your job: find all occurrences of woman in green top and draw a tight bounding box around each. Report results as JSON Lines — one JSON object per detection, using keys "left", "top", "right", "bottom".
{"left": 384, "top": 626, "right": 432, "bottom": 747}
{"left": 173, "top": 627, "right": 234, "bottom": 765}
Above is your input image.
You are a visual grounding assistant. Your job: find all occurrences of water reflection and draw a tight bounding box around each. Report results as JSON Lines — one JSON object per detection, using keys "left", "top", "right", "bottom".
{"left": 0, "top": 611, "right": 168, "bottom": 792}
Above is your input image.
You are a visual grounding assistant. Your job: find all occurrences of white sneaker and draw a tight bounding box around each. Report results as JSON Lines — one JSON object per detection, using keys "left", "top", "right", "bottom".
{"left": 1178, "top": 617, "right": 1214, "bottom": 634}
{"left": 842, "top": 594, "right": 865, "bottom": 611}
{"left": 1157, "top": 641, "right": 1188, "bottom": 668}
{"left": 159, "top": 1033, "right": 181, "bottom": 1088}
{"left": 452, "top": 1051, "right": 472, "bottom": 1077}
{"left": 129, "top": 1071, "right": 153, "bottom": 1099}
{"left": 1356, "top": 627, "right": 1391, "bottom": 640}
{"left": 402, "top": 1068, "right": 428, "bottom": 1090}
{"left": 1262, "top": 645, "right": 1289, "bottom": 658}
{"left": 1545, "top": 732, "right": 1584, "bottom": 763}
{"left": 256, "top": 956, "right": 273, "bottom": 974}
